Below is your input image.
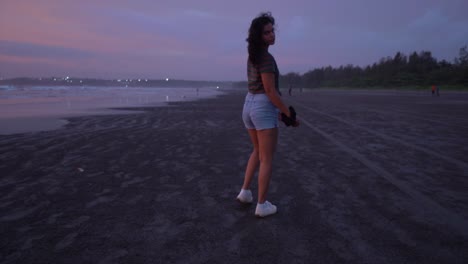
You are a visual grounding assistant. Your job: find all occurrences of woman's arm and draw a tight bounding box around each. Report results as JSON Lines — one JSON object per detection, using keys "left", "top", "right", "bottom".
{"left": 261, "top": 72, "right": 290, "bottom": 117}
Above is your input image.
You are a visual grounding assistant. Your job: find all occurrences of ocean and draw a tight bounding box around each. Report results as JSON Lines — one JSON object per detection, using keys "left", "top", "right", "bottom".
{"left": 0, "top": 86, "right": 223, "bottom": 134}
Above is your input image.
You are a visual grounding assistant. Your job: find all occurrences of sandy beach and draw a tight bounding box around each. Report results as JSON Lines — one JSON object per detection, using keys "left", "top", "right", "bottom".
{"left": 1, "top": 89, "right": 467, "bottom": 263}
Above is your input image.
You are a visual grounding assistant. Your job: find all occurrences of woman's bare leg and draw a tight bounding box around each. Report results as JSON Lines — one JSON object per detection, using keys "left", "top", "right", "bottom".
{"left": 241, "top": 129, "right": 259, "bottom": 190}
{"left": 256, "top": 128, "right": 278, "bottom": 203}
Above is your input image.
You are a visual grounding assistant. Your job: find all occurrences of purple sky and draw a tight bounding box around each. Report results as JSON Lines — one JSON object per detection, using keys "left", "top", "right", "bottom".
{"left": 1, "top": 0, "right": 467, "bottom": 81}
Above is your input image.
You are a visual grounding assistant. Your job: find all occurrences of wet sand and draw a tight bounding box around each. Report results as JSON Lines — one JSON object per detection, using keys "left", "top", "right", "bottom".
{"left": 1, "top": 89, "right": 467, "bottom": 263}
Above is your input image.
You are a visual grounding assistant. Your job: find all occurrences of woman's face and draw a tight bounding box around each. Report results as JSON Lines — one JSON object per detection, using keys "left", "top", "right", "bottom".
{"left": 262, "top": 23, "right": 275, "bottom": 46}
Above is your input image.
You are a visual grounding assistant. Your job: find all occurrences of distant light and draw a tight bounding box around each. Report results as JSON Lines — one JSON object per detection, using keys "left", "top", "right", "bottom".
{"left": 117, "top": 79, "right": 121, "bottom": 82}
{"left": 166, "top": 78, "right": 169, "bottom": 81}
{"left": 54, "top": 78, "right": 57, "bottom": 81}
{"left": 216, "top": 86, "right": 219, "bottom": 89}
{"left": 145, "top": 79, "right": 148, "bottom": 82}
{"left": 138, "top": 79, "right": 141, "bottom": 82}
{"left": 65, "top": 76, "right": 69, "bottom": 80}
{"left": 80, "top": 80, "right": 83, "bottom": 83}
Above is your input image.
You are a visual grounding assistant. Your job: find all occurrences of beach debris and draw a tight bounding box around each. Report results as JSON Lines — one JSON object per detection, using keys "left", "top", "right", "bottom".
{"left": 77, "top": 167, "right": 85, "bottom": 172}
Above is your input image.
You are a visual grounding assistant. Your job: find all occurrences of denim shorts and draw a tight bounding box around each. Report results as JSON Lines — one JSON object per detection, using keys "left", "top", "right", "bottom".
{"left": 242, "top": 93, "right": 279, "bottom": 130}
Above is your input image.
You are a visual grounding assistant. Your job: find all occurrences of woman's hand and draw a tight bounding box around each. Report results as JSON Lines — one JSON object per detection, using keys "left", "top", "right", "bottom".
{"left": 280, "top": 106, "right": 299, "bottom": 127}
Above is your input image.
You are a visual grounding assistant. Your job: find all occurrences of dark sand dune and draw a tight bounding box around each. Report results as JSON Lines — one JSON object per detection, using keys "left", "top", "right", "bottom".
{"left": 1, "top": 89, "right": 467, "bottom": 263}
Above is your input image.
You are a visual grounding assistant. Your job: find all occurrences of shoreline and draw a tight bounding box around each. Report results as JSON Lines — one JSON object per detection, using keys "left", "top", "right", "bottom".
{"left": 0, "top": 87, "right": 226, "bottom": 135}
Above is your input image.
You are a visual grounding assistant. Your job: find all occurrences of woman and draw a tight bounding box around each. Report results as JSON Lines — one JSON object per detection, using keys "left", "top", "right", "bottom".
{"left": 236, "top": 12, "right": 299, "bottom": 217}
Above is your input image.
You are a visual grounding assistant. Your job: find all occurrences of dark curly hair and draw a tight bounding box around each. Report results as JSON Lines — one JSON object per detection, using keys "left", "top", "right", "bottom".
{"left": 246, "top": 12, "right": 275, "bottom": 65}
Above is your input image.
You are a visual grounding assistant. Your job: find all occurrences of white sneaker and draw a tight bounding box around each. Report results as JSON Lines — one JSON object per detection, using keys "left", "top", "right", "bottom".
{"left": 236, "top": 189, "right": 253, "bottom": 203}
{"left": 255, "top": 201, "right": 277, "bottom": 217}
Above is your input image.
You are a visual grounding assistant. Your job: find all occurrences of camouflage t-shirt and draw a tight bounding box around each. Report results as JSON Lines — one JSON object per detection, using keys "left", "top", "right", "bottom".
{"left": 247, "top": 52, "right": 279, "bottom": 93}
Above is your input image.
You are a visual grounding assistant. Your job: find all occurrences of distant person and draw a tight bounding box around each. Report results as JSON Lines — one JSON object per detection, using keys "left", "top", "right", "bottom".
{"left": 431, "top": 85, "right": 436, "bottom": 96}
{"left": 237, "top": 12, "right": 299, "bottom": 218}
{"left": 436, "top": 86, "right": 440, "bottom": 96}
{"left": 288, "top": 85, "right": 292, "bottom": 96}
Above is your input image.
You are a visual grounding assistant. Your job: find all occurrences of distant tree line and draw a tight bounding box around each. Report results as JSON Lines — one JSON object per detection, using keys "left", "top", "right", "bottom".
{"left": 234, "top": 46, "right": 468, "bottom": 89}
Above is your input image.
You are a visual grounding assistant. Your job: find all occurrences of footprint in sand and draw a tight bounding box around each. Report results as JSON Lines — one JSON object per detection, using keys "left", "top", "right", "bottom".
{"left": 121, "top": 176, "right": 152, "bottom": 188}
{"left": 65, "top": 215, "right": 90, "bottom": 228}
{"left": 47, "top": 212, "right": 64, "bottom": 224}
{"left": 86, "top": 195, "right": 117, "bottom": 208}
{"left": 21, "top": 235, "right": 45, "bottom": 250}
{"left": 126, "top": 194, "right": 143, "bottom": 205}
{"left": 54, "top": 232, "right": 79, "bottom": 251}
{"left": 0, "top": 204, "right": 43, "bottom": 222}
{"left": 98, "top": 249, "right": 128, "bottom": 264}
